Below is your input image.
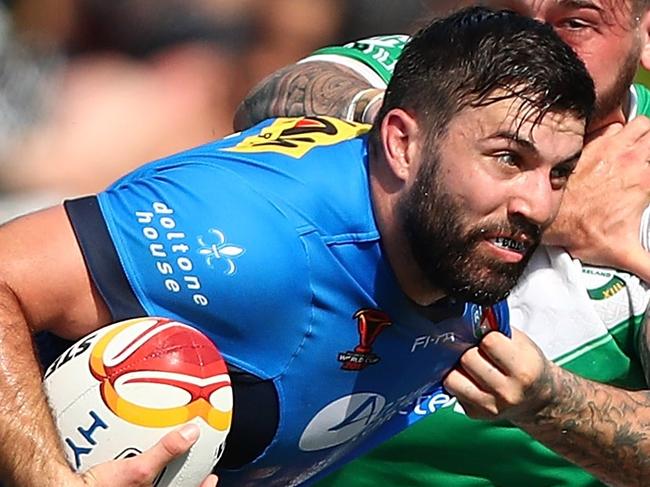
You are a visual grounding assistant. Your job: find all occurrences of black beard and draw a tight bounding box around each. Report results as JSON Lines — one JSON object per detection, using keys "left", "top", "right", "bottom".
{"left": 397, "top": 157, "right": 541, "bottom": 306}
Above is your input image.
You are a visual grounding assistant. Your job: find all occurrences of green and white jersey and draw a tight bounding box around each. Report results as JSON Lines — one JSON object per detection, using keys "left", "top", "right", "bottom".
{"left": 318, "top": 250, "right": 650, "bottom": 487}
{"left": 300, "top": 35, "right": 409, "bottom": 88}
{"left": 314, "top": 40, "right": 650, "bottom": 487}
{"left": 631, "top": 82, "right": 650, "bottom": 120}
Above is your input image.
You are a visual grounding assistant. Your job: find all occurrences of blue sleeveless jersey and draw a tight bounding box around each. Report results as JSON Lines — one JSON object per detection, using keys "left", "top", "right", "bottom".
{"left": 64, "top": 116, "right": 510, "bottom": 485}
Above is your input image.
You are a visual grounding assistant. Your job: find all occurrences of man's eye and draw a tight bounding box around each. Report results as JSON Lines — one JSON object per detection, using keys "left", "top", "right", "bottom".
{"left": 496, "top": 152, "right": 519, "bottom": 167}
{"left": 550, "top": 166, "right": 575, "bottom": 189}
{"left": 551, "top": 166, "right": 574, "bottom": 179}
{"left": 558, "top": 18, "right": 591, "bottom": 31}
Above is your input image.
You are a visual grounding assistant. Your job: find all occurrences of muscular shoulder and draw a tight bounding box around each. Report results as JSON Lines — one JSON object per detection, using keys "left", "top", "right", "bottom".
{"left": 102, "top": 116, "right": 374, "bottom": 239}
{"left": 88, "top": 118, "right": 377, "bottom": 374}
{"left": 94, "top": 170, "right": 312, "bottom": 377}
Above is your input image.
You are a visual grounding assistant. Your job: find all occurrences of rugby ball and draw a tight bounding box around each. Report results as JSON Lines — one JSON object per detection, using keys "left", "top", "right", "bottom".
{"left": 43, "top": 317, "right": 232, "bottom": 486}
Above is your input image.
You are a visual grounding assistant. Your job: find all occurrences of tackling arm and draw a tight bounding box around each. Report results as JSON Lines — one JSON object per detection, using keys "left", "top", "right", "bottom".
{"left": 517, "top": 327, "right": 650, "bottom": 486}
{"left": 233, "top": 61, "right": 384, "bottom": 131}
{"left": 542, "top": 118, "right": 650, "bottom": 281}
{"left": 445, "top": 327, "right": 650, "bottom": 487}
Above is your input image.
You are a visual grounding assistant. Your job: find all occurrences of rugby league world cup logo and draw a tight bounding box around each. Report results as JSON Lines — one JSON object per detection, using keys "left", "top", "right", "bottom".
{"left": 338, "top": 308, "right": 392, "bottom": 371}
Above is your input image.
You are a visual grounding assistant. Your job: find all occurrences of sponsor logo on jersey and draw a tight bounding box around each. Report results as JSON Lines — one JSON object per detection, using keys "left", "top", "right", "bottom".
{"left": 136, "top": 201, "right": 209, "bottom": 307}
{"left": 224, "top": 116, "right": 369, "bottom": 158}
{"left": 473, "top": 305, "right": 499, "bottom": 339}
{"left": 299, "top": 381, "right": 435, "bottom": 452}
{"left": 197, "top": 228, "right": 245, "bottom": 276}
{"left": 400, "top": 385, "right": 465, "bottom": 416}
{"left": 299, "top": 393, "right": 386, "bottom": 451}
{"left": 583, "top": 268, "right": 626, "bottom": 301}
{"left": 338, "top": 308, "right": 392, "bottom": 370}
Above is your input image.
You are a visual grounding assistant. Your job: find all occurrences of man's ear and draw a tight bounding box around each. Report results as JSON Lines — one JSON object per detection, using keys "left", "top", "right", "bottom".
{"left": 379, "top": 108, "right": 421, "bottom": 183}
{"left": 639, "top": 9, "right": 650, "bottom": 71}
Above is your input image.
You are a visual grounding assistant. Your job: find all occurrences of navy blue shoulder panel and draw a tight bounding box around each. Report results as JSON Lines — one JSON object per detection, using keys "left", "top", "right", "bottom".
{"left": 64, "top": 195, "right": 146, "bottom": 321}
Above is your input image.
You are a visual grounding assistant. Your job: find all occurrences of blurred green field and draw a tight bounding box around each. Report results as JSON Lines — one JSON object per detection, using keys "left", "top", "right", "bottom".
{"left": 636, "top": 68, "right": 650, "bottom": 87}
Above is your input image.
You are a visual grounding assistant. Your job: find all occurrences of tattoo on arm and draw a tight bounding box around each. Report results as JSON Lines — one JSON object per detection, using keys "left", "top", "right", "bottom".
{"left": 515, "top": 314, "right": 650, "bottom": 486}
{"left": 233, "top": 61, "right": 374, "bottom": 131}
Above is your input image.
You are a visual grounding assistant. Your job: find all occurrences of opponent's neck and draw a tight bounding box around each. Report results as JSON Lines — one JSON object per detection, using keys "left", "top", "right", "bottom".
{"left": 586, "top": 90, "right": 631, "bottom": 135}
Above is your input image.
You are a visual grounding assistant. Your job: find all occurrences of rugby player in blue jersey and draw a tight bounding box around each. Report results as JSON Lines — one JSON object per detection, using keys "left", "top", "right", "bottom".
{"left": 235, "top": 1, "right": 650, "bottom": 486}
{"left": 0, "top": 8, "right": 593, "bottom": 487}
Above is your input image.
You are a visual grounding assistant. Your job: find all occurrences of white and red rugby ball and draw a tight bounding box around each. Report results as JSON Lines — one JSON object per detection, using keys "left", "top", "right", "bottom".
{"left": 43, "top": 317, "right": 232, "bottom": 486}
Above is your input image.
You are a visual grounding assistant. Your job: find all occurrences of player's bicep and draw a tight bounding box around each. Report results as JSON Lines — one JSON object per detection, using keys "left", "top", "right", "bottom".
{"left": 0, "top": 205, "right": 110, "bottom": 338}
{"left": 233, "top": 61, "right": 373, "bottom": 131}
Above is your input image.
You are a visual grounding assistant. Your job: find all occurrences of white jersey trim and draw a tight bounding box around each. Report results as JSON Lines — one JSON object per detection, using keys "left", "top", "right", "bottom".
{"left": 628, "top": 84, "right": 639, "bottom": 121}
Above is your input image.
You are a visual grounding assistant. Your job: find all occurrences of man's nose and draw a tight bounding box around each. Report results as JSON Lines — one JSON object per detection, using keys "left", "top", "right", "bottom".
{"left": 507, "top": 172, "right": 557, "bottom": 229}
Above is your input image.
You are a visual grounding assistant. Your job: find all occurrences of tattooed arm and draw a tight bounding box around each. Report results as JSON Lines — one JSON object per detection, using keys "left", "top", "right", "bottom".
{"left": 233, "top": 61, "right": 384, "bottom": 131}
{"left": 445, "top": 328, "right": 650, "bottom": 487}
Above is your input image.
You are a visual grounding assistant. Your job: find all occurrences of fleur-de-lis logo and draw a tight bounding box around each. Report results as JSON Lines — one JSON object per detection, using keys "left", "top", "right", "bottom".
{"left": 197, "top": 229, "right": 245, "bottom": 276}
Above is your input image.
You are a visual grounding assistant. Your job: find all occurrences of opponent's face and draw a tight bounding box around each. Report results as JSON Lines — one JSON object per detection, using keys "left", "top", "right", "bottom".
{"left": 398, "top": 97, "right": 585, "bottom": 305}
{"left": 483, "top": 0, "right": 644, "bottom": 129}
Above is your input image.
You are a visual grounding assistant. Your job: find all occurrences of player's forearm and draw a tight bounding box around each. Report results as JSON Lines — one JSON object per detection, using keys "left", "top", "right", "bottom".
{"left": 233, "top": 61, "right": 380, "bottom": 131}
{"left": 515, "top": 363, "right": 650, "bottom": 487}
{"left": 0, "top": 282, "right": 75, "bottom": 486}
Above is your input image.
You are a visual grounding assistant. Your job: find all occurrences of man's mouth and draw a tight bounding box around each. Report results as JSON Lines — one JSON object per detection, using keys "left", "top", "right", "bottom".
{"left": 489, "top": 236, "right": 527, "bottom": 254}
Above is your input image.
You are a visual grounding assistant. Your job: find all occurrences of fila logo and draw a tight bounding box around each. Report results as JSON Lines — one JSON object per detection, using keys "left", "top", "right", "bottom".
{"left": 411, "top": 332, "right": 457, "bottom": 352}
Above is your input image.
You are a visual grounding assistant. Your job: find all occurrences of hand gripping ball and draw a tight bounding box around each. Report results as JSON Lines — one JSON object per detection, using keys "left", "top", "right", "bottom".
{"left": 43, "top": 317, "right": 232, "bottom": 486}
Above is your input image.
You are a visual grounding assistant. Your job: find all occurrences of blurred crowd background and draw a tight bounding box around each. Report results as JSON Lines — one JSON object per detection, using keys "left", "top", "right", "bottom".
{"left": 0, "top": 0, "right": 645, "bottom": 222}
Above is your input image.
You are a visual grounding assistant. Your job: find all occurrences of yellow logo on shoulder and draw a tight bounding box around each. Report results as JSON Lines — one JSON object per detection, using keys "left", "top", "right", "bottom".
{"left": 225, "top": 116, "right": 370, "bottom": 158}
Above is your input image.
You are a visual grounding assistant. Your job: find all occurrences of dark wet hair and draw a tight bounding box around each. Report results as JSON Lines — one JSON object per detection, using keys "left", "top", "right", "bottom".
{"left": 372, "top": 6, "right": 595, "bottom": 144}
